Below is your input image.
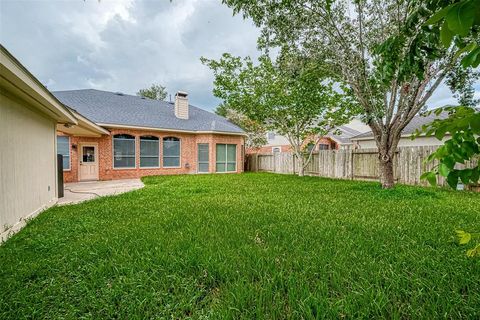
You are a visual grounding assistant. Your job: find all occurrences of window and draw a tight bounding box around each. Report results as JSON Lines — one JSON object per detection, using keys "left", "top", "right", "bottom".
{"left": 272, "top": 146, "right": 281, "bottom": 153}
{"left": 198, "top": 143, "right": 209, "bottom": 173}
{"left": 163, "top": 137, "right": 180, "bottom": 167}
{"left": 140, "top": 136, "right": 159, "bottom": 168}
{"left": 56, "top": 136, "right": 70, "bottom": 170}
{"left": 113, "top": 134, "right": 136, "bottom": 168}
{"left": 267, "top": 132, "right": 275, "bottom": 140}
{"left": 216, "top": 144, "right": 236, "bottom": 172}
{"left": 82, "top": 146, "right": 95, "bottom": 162}
{"left": 319, "top": 144, "right": 330, "bottom": 150}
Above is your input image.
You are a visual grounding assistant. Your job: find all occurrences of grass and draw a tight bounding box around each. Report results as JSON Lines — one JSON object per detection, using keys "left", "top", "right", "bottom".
{"left": 1, "top": 173, "right": 479, "bottom": 319}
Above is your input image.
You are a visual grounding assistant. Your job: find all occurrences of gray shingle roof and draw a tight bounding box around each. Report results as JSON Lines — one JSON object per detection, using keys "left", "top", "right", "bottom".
{"left": 351, "top": 111, "right": 449, "bottom": 140}
{"left": 52, "top": 89, "right": 244, "bottom": 134}
{"left": 326, "top": 125, "right": 362, "bottom": 144}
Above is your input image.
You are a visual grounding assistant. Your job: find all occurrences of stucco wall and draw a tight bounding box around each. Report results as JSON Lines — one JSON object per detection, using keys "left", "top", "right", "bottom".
{"left": 1, "top": 92, "right": 57, "bottom": 242}
{"left": 60, "top": 129, "right": 245, "bottom": 182}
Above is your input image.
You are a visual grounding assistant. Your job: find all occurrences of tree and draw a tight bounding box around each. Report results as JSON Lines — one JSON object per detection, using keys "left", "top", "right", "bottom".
{"left": 137, "top": 84, "right": 168, "bottom": 100}
{"left": 202, "top": 53, "right": 357, "bottom": 176}
{"left": 418, "top": 0, "right": 480, "bottom": 258}
{"left": 215, "top": 105, "right": 267, "bottom": 149}
{"left": 418, "top": 0, "right": 480, "bottom": 189}
{"left": 418, "top": 106, "right": 479, "bottom": 189}
{"left": 222, "top": 0, "right": 477, "bottom": 188}
{"left": 424, "top": 0, "right": 480, "bottom": 69}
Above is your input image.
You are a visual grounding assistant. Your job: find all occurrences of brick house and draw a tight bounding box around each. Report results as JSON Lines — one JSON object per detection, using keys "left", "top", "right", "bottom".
{"left": 54, "top": 89, "right": 245, "bottom": 182}
{"left": 248, "top": 119, "right": 370, "bottom": 154}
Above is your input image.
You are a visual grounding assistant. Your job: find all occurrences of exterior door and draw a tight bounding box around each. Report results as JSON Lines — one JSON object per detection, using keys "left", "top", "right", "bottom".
{"left": 79, "top": 144, "right": 99, "bottom": 181}
{"left": 197, "top": 143, "right": 209, "bottom": 173}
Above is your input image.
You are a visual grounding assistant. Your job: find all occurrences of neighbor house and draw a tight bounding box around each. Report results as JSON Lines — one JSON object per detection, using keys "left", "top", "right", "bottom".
{"left": 351, "top": 112, "right": 449, "bottom": 149}
{"left": 0, "top": 45, "right": 105, "bottom": 241}
{"left": 54, "top": 89, "right": 245, "bottom": 182}
{"left": 248, "top": 119, "right": 370, "bottom": 153}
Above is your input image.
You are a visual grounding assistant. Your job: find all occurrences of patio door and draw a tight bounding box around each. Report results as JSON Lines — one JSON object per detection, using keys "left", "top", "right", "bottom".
{"left": 79, "top": 143, "right": 99, "bottom": 181}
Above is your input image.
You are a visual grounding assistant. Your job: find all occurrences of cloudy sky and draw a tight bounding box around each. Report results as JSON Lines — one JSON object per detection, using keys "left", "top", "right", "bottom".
{"left": 0, "top": 0, "right": 478, "bottom": 111}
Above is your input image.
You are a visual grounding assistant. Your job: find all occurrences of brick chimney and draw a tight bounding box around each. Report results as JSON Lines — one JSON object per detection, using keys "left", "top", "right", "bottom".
{"left": 174, "top": 91, "right": 189, "bottom": 119}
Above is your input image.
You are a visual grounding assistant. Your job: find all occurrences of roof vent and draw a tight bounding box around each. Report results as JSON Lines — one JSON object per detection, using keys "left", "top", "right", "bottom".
{"left": 115, "top": 92, "right": 124, "bottom": 96}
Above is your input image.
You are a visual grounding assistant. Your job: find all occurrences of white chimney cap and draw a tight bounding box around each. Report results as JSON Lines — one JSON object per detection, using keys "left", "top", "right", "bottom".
{"left": 176, "top": 91, "right": 188, "bottom": 97}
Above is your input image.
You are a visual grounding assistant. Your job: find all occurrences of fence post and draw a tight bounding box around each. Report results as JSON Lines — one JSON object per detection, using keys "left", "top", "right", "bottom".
{"left": 350, "top": 150, "right": 354, "bottom": 180}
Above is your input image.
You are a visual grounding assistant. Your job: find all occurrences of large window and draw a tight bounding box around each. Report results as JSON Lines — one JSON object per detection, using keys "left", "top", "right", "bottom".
{"left": 113, "top": 134, "right": 136, "bottom": 168}
{"left": 56, "top": 136, "right": 70, "bottom": 170}
{"left": 140, "top": 136, "right": 159, "bottom": 168}
{"left": 216, "top": 144, "right": 236, "bottom": 172}
{"left": 197, "top": 143, "right": 209, "bottom": 173}
{"left": 163, "top": 137, "right": 180, "bottom": 167}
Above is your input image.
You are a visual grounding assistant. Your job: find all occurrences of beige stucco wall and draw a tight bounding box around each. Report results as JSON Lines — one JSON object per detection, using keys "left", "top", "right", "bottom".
{"left": 0, "top": 92, "right": 57, "bottom": 242}
{"left": 356, "top": 136, "right": 447, "bottom": 149}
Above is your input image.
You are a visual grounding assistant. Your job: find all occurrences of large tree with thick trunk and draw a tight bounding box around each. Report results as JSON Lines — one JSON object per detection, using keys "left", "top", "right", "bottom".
{"left": 222, "top": 0, "right": 477, "bottom": 188}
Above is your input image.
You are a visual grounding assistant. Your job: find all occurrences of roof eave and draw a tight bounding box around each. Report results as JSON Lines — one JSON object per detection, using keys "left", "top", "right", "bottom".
{"left": 0, "top": 45, "right": 77, "bottom": 124}
{"left": 96, "top": 122, "right": 246, "bottom": 136}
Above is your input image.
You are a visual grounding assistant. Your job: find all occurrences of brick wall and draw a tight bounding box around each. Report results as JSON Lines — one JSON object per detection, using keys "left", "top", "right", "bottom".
{"left": 246, "top": 137, "right": 338, "bottom": 154}
{"left": 58, "top": 129, "right": 244, "bottom": 182}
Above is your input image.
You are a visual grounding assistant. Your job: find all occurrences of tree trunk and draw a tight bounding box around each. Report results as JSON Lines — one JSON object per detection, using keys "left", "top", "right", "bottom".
{"left": 379, "top": 153, "right": 395, "bottom": 189}
{"left": 297, "top": 155, "right": 305, "bottom": 176}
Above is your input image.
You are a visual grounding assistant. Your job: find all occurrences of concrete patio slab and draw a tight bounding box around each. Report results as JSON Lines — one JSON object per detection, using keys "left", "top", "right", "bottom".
{"left": 58, "top": 179, "right": 144, "bottom": 205}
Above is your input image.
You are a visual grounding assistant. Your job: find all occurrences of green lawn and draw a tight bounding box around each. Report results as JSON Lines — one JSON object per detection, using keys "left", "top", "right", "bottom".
{"left": 1, "top": 173, "right": 479, "bottom": 319}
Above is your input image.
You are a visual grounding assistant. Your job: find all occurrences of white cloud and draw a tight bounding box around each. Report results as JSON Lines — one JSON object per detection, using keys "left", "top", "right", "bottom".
{"left": 0, "top": 0, "right": 260, "bottom": 109}
{"left": 0, "top": 0, "right": 477, "bottom": 111}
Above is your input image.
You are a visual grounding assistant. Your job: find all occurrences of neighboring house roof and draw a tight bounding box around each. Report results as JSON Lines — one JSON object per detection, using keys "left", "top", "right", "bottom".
{"left": 52, "top": 89, "right": 244, "bottom": 135}
{"left": 351, "top": 111, "right": 449, "bottom": 141}
{"left": 264, "top": 119, "right": 369, "bottom": 147}
{"left": 326, "top": 125, "right": 362, "bottom": 144}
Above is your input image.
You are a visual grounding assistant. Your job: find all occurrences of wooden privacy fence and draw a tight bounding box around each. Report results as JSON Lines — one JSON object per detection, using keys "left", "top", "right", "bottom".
{"left": 245, "top": 146, "right": 478, "bottom": 187}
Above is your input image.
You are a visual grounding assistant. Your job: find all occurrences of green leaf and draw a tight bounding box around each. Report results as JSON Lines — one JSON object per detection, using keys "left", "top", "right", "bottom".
{"left": 447, "top": 170, "right": 459, "bottom": 189}
{"left": 425, "top": 5, "right": 452, "bottom": 25}
{"left": 435, "top": 125, "right": 448, "bottom": 140}
{"left": 434, "top": 107, "right": 444, "bottom": 116}
{"left": 466, "top": 244, "right": 480, "bottom": 257}
{"left": 443, "top": 155, "right": 456, "bottom": 169}
{"left": 421, "top": 171, "right": 437, "bottom": 186}
{"left": 470, "top": 168, "right": 480, "bottom": 184}
{"left": 461, "top": 47, "right": 480, "bottom": 68}
{"left": 470, "top": 113, "right": 480, "bottom": 133}
{"left": 438, "top": 163, "right": 450, "bottom": 177}
{"left": 453, "top": 43, "right": 477, "bottom": 60}
{"left": 456, "top": 230, "right": 472, "bottom": 245}
{"left": 459, "top": 169, "right": 472, "bottom": 184}
{"left": 440, "top": 20, "right": 454, "bottom": 47}
{"left": 446, "top": 2, "right": 475, "bottom": 36}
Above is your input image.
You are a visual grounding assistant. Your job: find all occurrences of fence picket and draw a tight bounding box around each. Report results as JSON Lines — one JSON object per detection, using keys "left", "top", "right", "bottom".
{"left": 246, "top": 146, "right": 478, "bottom": 187}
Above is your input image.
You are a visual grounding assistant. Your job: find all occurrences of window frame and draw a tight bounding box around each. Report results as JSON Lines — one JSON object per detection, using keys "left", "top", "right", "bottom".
{"left": 162, "top": 137, "right": 181, "bottom": 168}
{"left": 112, "top": 134, "right": 137, "bottom": 170}
{"left": 197, "top": 143, "right": 210, "bottom": 173}
{"left": 56, "top": 135, "right": 71, "bottom": 171}
{"left": 216, "top": 143, "right": 237, "bottom": 173}
{"left": 139, "top": 135, "right": 160, "bottom": 169}
{"left": 319, "top": 144, "right": 330, "bottom": 150}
